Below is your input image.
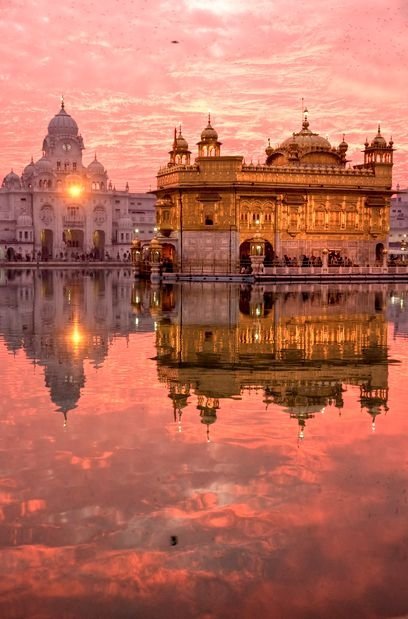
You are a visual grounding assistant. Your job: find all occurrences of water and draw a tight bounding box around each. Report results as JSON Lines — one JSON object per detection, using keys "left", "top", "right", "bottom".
{"left": 0, "top": 269, "right": 408, "bottom": 619}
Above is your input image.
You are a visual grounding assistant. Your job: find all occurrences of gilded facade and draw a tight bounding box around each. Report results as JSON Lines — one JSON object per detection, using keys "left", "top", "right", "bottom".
{"left": 155, "top": 111, "right": 394, "bottom": 271}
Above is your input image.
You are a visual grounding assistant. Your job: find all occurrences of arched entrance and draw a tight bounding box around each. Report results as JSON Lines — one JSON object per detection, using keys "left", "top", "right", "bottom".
{"left": 161, "top": 243, "right": 176, "bottom": 272}
{"left": 41, "top": 229, "right": 53, "bottom": 260}
{"left": 93, "top": 230, "right": 105, "bottom": 260}
{"left": 239, "top": 241, "right": 251, "bottom": 270}
{"left": 63, "top": 229, "right": 84, "bottom": 254}
{"left": 240, "top": 240, "right": 274, "bottom": 268}
{"left": 376, "top": 243, "right": 384, "bottom": 262}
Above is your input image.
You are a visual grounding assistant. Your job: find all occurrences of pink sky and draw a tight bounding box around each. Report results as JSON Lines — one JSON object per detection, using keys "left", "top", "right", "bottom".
{"left": 0, "top": 0, "right": 407, "bottom": 192}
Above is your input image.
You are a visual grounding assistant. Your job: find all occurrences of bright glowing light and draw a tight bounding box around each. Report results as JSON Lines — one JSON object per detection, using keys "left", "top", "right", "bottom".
{"left": 68, "top": 185, "right": 83, "bottom": 198}
{"left": 69, "top": 324, "right": 83, "bottom": 349}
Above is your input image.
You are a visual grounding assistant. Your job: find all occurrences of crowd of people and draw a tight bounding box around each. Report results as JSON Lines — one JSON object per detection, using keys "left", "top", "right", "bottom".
{"left": 1, "top": 247, "right": 133, "bottom": 263}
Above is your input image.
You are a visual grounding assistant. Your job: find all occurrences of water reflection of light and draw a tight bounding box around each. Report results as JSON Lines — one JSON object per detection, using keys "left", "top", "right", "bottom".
{"left": 68, "top": 324, "right": 84, "bottom": 351}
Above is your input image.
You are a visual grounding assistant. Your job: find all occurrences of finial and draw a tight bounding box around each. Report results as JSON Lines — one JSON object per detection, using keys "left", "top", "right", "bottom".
{"left": 377, "top": 123, "right": 381, "bottom": 135}
{"left": 31, "top": 156, "right": 34, "bottom": 164}
{"left": 179, "top": 124, "right": 182, "bottom": 136}
{"left": 268, "top": 138, "right": 271, "bottom": 147}
{"left": 61, "top": 94, "right": 65, "bottom": 110}
{"left": 302, "top": 107, "right": 309, "bottom": 130}
{"left": 94, "top": 152, "right": 97, "bottom": 161}
{"left": 208, "top": 112, "right": 211, "bottom": 126}
{"left": 342, "top": 133, "right": 345, "bottom": 141}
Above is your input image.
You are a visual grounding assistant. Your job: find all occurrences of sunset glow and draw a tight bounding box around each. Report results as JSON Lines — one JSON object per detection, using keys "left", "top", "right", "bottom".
{"left": 67, "top": 184, "right": 83, "bottom": 199}
{"left": 0, "top": 1, "right": 407, "bottom": 190}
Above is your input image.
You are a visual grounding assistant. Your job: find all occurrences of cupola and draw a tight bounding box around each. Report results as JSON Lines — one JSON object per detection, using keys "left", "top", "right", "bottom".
{"left": 197, "top": 114, "right": 222, "bottom": 157}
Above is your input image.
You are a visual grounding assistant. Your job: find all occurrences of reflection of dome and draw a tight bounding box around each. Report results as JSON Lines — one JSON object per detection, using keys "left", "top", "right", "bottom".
{"left": 87, "top": 155, "right": 105, "bottom": 176}
{"left": 2, "top": 170, "right": 21, "bottom": 189}
{"left": 48, "top": 102, "right": 78, "bottom": 137}
{"left": 201, "top": 116, "right": 218, "bottom": 141}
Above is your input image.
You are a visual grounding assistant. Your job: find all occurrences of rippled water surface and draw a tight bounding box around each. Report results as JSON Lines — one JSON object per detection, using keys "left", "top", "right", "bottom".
{"left": 1, "top": 269, "right": 408, "bottom": 619}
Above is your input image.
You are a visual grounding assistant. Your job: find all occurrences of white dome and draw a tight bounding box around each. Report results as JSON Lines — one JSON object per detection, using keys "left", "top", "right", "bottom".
{"left": 2, "top": 171, "right": 21, "bottom": 189}
{"left": 48, "top": 103, "right": 78, "bottom": 137}
{"left": 23, "top": 160, "right": 36, "bottom": 177}
{"left": 88, "top": 157, "right": 105, "bottom": 176}
{"left": 35, "top": 156, "right": 53, "bottom": 174}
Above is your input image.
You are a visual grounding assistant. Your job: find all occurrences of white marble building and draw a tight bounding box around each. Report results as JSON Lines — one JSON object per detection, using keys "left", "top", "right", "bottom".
{"left": 0, "top": 100, "right": 155, "bottom": 261}
{"left": 389, "top": 186, "right": 408, "bottom": 259}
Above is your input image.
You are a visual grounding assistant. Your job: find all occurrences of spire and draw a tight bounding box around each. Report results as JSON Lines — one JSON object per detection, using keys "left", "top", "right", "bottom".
{"left": 302, "top": 107, "right": 310, "bottom": 131}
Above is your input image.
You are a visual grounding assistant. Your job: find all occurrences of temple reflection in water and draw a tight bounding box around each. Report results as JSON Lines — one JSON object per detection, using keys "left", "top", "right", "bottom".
{"left": 0, "top": 268, "right": 155, "bottom": 422}
{"left": 0, "top": 269, "right": 404, "bottom": 437}
{"left": 154, "top": 282, "right": 393, "bottom": 439}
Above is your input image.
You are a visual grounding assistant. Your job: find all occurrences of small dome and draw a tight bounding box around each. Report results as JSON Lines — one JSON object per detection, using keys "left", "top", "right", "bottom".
{"left": 338, "top": 135, "right": 348, "bottom": 152}
{"left": 2, "top": 170, "right": 21, "bottom": 189}
{"left": 35, "top": 156, "right": 53, "bottom": 174}
{"left": 17, "top": 214, "right": 33, "bottom": 227}
{"left": 23, "top": 159, "right": 36, "bottom": 177}
{"left": 48, "top": 101, "right": 78, "bottom": 137}
{"left": 265, "top": 138, "right": 273, "bottom": 157}
{"left": 87, "top": 155, "right": 105, "bottom": 176}
{"left": 175, "top": 129, "right": 189, "bottom": 151}
{"left": 371, "top": 125, "right": 386, "bottom": 147}
{"left": 201, "top": 115, "right": 218, "bottom": 141}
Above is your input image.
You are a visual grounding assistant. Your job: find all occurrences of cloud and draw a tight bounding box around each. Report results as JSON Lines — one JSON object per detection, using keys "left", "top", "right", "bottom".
{"left": 0, "top": 0, "right": 406, "bottom": 189}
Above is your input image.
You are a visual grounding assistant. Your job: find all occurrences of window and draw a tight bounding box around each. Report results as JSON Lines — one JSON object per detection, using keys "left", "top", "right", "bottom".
{"left": 24, "top": 231, "right": 28, "bottom": 239}
{"left": 72, "top": 162, "right": 77, "bottom": 171}
{"left": 205, "top": 215, "right": 213, "bottom": 225}
{"left": 315, "top": 210, "right": 325, "bottom": 227}
{"left": 57, "top": 161, "right": 61, "bottom": 170}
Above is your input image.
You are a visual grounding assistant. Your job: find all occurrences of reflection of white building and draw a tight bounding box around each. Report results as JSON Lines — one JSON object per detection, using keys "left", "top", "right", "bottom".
{"left": 0, "top": 269, "right": 155, "bottom": 419}
{"left": 389, "top": 186, "right": 408, "bottom": 260}
{"left": 0, "top": 100, "right": 155, "bottom": 261}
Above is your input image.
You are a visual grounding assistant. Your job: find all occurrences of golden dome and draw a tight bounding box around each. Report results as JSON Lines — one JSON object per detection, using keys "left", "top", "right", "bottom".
{"left": 200, "top": 114, "right": 218, "bottom": 141}
{"left": 371, "top": 125, "right": 387, "bottom": 147}
{"left": 175, "top": 128, "right": 189, "bottom": 151}
{"left": 279, "top": 113, "right": 332, "bottom": 152}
